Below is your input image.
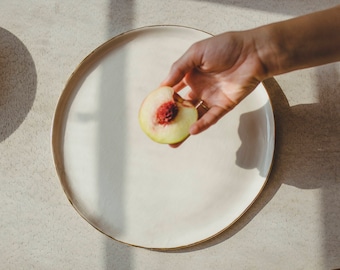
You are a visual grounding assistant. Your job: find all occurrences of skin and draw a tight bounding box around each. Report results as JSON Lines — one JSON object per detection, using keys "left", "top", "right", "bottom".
{"left": 161, "top": 5, "right": 340, "bottom": 140}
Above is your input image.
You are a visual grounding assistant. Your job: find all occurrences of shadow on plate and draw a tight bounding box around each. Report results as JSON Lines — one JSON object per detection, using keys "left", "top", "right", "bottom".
{"left": 0, "top": 28, "right": 37, "bottom": 142}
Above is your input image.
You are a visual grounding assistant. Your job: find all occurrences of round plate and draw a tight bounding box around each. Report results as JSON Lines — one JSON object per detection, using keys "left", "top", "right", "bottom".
{"left": 52, "top": 25, "right": 275, "bottom": 250}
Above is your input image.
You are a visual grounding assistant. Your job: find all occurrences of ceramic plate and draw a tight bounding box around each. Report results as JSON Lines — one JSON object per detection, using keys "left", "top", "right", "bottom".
{"left": 52, "top": 26, "right": 275, "bottom": 249}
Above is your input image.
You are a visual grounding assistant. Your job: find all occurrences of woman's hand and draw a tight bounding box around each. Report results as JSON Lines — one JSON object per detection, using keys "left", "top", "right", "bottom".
{"left": 161, "top": 5, "right": 340, "bottom": 137}
{"left": 161, "top": 31, "right": 266, "bottom": 135}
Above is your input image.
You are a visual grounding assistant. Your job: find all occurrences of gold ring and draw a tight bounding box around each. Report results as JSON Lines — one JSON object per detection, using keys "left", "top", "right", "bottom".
{"left": 195, "top": 99, "right": 209, "bottom": 111}
{"left": 195, "top": 99, "right": 209, "bottom": 118}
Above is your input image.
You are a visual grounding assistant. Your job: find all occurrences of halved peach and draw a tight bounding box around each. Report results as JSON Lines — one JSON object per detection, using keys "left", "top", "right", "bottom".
{"left": 139, "top": 86, "right": 198, "bottom": 144}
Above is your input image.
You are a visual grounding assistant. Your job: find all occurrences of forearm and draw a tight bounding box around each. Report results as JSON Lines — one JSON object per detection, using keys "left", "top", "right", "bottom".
{"left": 254, "top": 5, "right": 340, "bottom": 79}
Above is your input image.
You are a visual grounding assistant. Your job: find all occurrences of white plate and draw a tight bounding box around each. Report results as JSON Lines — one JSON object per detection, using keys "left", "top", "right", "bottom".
{"left": 52, "top": 26, "right": 275, "bottom": 250}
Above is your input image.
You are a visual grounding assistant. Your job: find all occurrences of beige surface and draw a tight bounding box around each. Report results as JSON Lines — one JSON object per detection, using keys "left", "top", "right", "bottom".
{"left": 0, "top": 0, "right": 339, "bottom": 269}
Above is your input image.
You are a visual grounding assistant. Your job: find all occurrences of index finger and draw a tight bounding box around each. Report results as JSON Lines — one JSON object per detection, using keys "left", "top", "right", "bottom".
{"left": 161, "top": 44, "right": 202, "bottom": 87}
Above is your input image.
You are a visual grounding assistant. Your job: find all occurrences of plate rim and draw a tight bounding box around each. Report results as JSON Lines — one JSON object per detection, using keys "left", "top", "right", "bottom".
{"left": 51, "top": 25, "right": 276, "bottom": 250}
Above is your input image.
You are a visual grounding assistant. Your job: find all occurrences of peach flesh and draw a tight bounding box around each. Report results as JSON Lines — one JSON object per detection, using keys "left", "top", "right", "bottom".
{"left": 139, "top": 86, "right": 198, "bottom": 144}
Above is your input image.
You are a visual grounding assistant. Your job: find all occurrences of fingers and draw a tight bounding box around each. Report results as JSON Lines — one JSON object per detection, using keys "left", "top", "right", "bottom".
{"left": 172, "top": 80, "right": 187, "bottom": 92}
{"left": 168, "top": 137, "right": 188, "bottom": 148}
{"left": 160, "top": 66, "right": 186, "bottom": 87}
{"left": 189, "top": 106, "right": 228, "bottom": 135}
{"left": 168, "top": 106, "right": 227, "bottom": 148}
{"left": 161, "top": 44, "right": 202, "bottom": 87}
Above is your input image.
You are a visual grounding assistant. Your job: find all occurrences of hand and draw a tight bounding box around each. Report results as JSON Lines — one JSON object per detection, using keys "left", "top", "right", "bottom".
{"left": 161, "top": 31, "right": 266, "bottom": 135}
{"left": 162, "top": 5, "right": 340, "bottom": 139}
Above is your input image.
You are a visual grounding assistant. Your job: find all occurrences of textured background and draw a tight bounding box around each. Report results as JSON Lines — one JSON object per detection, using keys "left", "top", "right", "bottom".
{"left": 0, "top": 1, "right": 339, "bottom": 269}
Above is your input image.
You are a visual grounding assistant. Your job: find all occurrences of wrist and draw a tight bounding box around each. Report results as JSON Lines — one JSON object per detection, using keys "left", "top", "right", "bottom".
{"left": 251, "top": 24, "right": 288, "bottom": 80}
